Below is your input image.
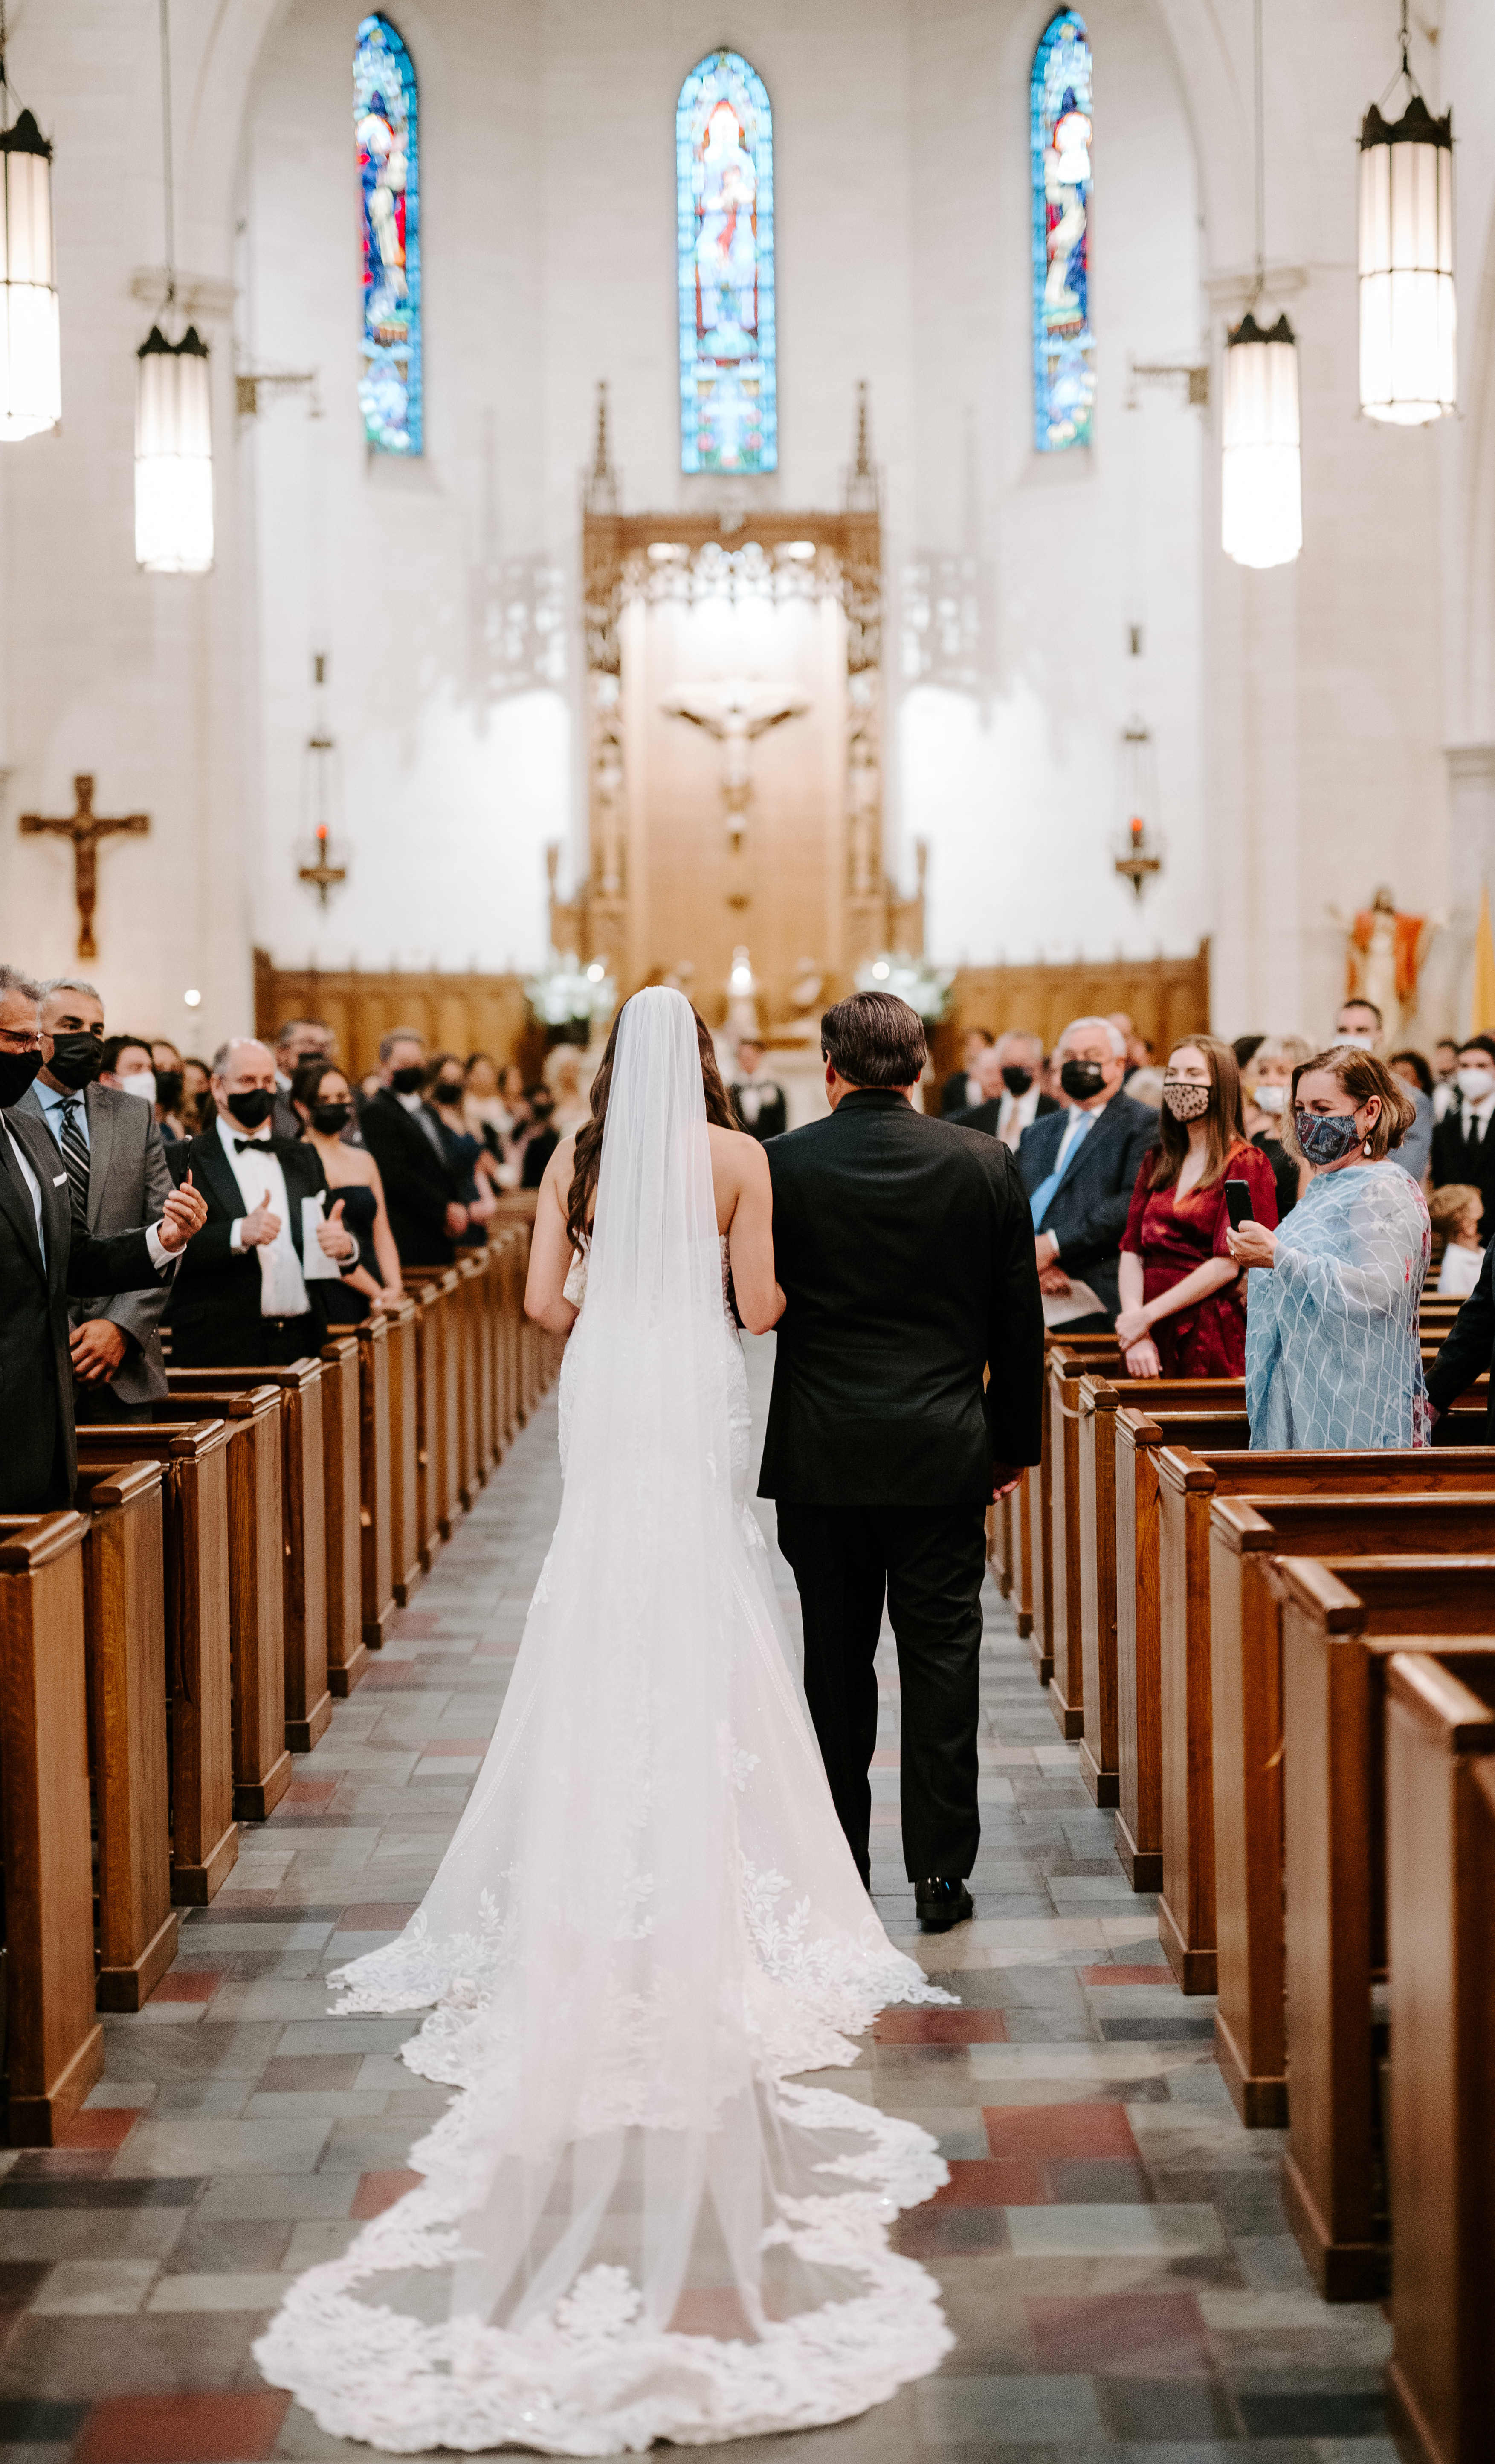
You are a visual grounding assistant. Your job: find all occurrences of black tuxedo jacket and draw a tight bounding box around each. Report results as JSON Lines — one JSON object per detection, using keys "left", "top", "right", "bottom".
{"left": 759, "top": 1089, "right": 1045, "bottom": 1506}
{"left": 0, "top": 1108, "right": 166, "bottom": 1509}
{"left": 731, "top": 1080, "right": 788, "bottom": 1143}
{"left": 1426, "top": 1242, "right": 1495, "bottom": 1442}
{"left": 950, "top": 1092, "right": 1060, "bottom": 1141}
{"left": 358, "top": 1087, "right": 462, "bottom": 1265}
{"left": 1431, "top": 1110, "right": 1495, "bottom": 1216}
{"left": 164, "top": 1127, "right": 342, "bottom": 1367}
{"left": 1014, "top": 1094, "right": 1160, "bottom": 1321}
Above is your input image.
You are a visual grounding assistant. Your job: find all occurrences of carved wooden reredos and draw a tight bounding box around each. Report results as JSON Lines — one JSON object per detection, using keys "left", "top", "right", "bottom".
{"left": 554, "top": 482, "right": 924, "bottom": 1033}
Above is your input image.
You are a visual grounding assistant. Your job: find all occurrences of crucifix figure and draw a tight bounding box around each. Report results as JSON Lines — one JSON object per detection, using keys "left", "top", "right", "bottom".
{"left": 661, "top": 678, "right": 811, "bottom": 853}
{"left": 19, "top": 776, "right": 150, "bottom": 960}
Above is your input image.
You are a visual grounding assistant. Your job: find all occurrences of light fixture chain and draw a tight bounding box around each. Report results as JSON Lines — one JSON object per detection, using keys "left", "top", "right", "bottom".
{"left": 1252, "top": 0, "right": 1265, "bottom": 293}
{"left": 159, "top": 0, "right": 176, "bottom": 309}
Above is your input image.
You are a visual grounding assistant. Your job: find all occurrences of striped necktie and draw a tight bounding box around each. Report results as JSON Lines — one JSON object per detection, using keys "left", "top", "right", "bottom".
{"left": 56, "top": 1097, "right": 91, "bottom": 1226}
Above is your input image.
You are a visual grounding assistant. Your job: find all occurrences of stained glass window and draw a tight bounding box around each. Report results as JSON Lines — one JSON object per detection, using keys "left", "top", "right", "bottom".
{"left": 1031, "top": 11, "right": 1095, "bottom": 452}
{"left": 355, "top": 14, "right": 421, "bottom": 455}
{"left": 676, "top": 50, "right": 776, "bottom": 475}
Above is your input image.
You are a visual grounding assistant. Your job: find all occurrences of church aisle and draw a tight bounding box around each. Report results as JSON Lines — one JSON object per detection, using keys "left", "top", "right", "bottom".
{"left": 0, "top": 1358, "right": 1394, "bottom": 2464}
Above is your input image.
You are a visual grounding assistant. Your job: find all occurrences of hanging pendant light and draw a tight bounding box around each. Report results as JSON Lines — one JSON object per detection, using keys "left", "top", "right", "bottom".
{"left": 135, "top": 0, "right": 212, "bottom": 574}
{"left": 1358, "top": 2, "right": 1454, "bottom": 425}
{"left": 1221, "top": 0, "right": 1301, "bottom": 569}
{"left": 0, "top": 4, "right": 61, "bottom": 441}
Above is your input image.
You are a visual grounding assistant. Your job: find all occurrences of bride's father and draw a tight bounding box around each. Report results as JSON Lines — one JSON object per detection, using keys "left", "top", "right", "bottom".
{"left": 760, "top": 991, "right": 1045, "bottom": 1931}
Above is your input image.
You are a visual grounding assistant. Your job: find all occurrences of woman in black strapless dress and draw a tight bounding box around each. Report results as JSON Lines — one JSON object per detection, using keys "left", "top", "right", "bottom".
{"left": 290, "top": 1062, "right": 403, "bottom": 1317}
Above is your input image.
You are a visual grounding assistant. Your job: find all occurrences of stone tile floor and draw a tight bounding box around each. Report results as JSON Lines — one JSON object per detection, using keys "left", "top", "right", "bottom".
{"left": 0, "top": 1335, "right": 1396, "bottom": 2463}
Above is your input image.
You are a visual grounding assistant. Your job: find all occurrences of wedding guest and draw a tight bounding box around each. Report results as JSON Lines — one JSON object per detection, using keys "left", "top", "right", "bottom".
{"left": 426, "top": 1052, "right": 500, "bottom": 1244}
{"left": 358, "top": 1028, "right": 469, "bottom": 1266}
{"left": 1014, "top": 1016, "right": 1159, "bottom": 1330}
{"left": 1429, "top": 1182, "right": 1485, "bottom": 1299}
{"left": 151, "top": 1039, "right": 188, "bottom": 1144}
{"left": 730, "top": 1037, "right": 788, "bottom": 1141}
{"left": 1233, "top": 1033, "right": 1266, "bottom": 1073}
{"left": 461, "top": 1052, "right": 509, "bottom": 1153}
{"left": 949, "top": 1031, "right": 1055, "bottom": 1147}
{"left": 1391, "top": 1048, "right": 1434, "bottom": 1099}
{"left": 939, "top": 1025, "right": 993, "bottom": 1118}
{"left": 1432, "top": 1037, "right": 1460, "bottom": 1119}
{"left": 291, "top": 1060, "right": 402, "bottom": 1321}
{"left": 1243, "top": 1032, "right": 1311, "bottom": 1220}
{"left": 1426, "top": 1240, "right": 1495, "bottom": 1442}
{"left": 100, "top": 1034, "right": 156, "bottom": 1103}
{"left": 1431, "top": 1035, "right": 1495, "bottom": 1223}
{"left": 1115, "top": 1036, "right": 1277, "bottom": 1378}
{"left": 1337, "top": 999, "right": 1431, "bottom": 1183}
{"left": 181, "top": 1054, "right": 212, "bottom": 1135}
{"left": 273, "top": 1016, "right": 335, "bottom": 1138}
{"left": 1107, "top": 1011, "right": 1152, "bottom": 1077}
{"left": 520, "top": 1089, "right": 560, "bottom": 1188}
{"left": 1124, "top": 1066, "right": 1165, "bottom": 1109}
{"left": 543, "top": 1042, "right": 591, "bottom": 1138}
{"left": 1231, "top": 1045, "right": 1429, "bottom": 1448}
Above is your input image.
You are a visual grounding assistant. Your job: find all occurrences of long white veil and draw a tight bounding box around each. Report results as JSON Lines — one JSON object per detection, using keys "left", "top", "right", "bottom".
{"left": 255, "top": 987, "right": 953, "bottom": 2454}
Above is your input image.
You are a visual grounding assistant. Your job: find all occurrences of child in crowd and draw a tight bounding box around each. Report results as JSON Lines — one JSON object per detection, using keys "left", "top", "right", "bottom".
{"left": 1431, "top": 1182, "right": 1486, "bottom": 1298}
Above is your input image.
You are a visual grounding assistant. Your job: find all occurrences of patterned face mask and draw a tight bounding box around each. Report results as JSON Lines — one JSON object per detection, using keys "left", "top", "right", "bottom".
{"left": 1162, "top": 1081, "right": 1211, "bottom": 1122}
{"left": 1295, "top": 1109, "right": 1365, "bottom": 1166}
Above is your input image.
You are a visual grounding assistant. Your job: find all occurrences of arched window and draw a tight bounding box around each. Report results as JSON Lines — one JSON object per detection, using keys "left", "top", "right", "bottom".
{"left": 1031, "top": 12, "right": 1094, "bottom": 452}
{"left": 676, "top": 50, "right": 776, "bottom": 474}
{"left": 355, "top": 14, "right": 421, "bottom": 454}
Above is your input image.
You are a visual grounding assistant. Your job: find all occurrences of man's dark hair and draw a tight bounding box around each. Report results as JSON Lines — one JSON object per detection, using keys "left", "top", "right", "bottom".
{"left": 820, "top": 991, "right": 927, "bottom": 1088}
{"left": 1339, "top": 996, "right": 1383, "bottom": 1030}
{"left": 101, "top": 1033, "right": 154, "bottom": 1074}
{"left": 1459, "top": 1033, "right": 1495, "bottom": 1063}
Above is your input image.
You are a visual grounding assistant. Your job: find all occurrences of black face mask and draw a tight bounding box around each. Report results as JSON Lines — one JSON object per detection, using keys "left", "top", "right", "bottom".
{"left": 310, "top": 1100, "right": 353, "bottom": 1136}
{"left": 436, "top": 1079, "right": 464, "bottom": 1104}
{"left": 0, "top": 1047, "right": 42, "bottom": 1109}
{"left": 389, "top": 1065, "right": 426, "bottom": 1097}
{"left": 226, "top": 1086, "right": 276, "bottom": 1130}
{"left": 1060, "top": 1057, "right": 1106, "bottom": 1103}
{"left": 46, "top": 1030, "right": 104, "bottom": 1091}
{"left": 1000, "top": 1065, "right": 1034, "bottom": 1097}
{"left": 154, "top": 1068, "right": 184, "bottom": 1113}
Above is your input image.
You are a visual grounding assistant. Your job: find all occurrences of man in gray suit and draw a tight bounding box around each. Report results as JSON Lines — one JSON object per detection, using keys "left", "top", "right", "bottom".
{"left": 15, "top": 976, "right": 175, "bottom": 1420}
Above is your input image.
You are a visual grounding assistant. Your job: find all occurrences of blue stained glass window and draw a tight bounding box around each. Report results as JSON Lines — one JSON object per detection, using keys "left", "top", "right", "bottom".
{"left": 355, "top": 14, "right": 421, "bottom": 454}
{"left": 1031, "top": 12, "right": 1094, "bottom": 452}
{"left": 677, "top": 50, "right": 776, "bottom": 475}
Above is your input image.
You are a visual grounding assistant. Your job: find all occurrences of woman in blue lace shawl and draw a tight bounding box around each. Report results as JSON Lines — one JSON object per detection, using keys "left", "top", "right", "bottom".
{"left": 1228, "top": 1045, "right": 1430, "bottom": 1448}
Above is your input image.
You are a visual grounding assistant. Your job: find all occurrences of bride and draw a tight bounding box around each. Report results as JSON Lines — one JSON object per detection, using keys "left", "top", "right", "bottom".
{"left": 255, "top": 987, "right": 954, "bottom": 2455}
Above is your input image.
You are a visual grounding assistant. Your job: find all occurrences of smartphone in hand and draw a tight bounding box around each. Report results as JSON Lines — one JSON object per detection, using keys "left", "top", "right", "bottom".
{"left": 1224, "top": 1178, "right": 1255, "bottom": 1231}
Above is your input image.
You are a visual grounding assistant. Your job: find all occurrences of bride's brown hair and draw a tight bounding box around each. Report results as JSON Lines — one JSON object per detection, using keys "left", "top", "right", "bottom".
{"left": 564, "top": 998, "right": 737, "bottom": 1254}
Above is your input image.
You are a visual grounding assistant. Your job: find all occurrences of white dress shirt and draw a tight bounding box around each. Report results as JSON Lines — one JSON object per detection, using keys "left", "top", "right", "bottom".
{"left": 997, "top": 1084, "right": 1042, "bottom": 1148}
{"left": 219, "top": 1112, "right": 313, "bottom": 1318}
{"left": 1459, "top": 1085, "right": 1495, "bottom": 1145}
{"left": 4, "top": 1117, "right": 170, "bottom": 1274}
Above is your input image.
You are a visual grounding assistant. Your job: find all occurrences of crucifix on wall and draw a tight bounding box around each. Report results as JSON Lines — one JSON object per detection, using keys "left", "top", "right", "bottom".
{"left": 19, "top": 776, "right": 151, "bottom": 960}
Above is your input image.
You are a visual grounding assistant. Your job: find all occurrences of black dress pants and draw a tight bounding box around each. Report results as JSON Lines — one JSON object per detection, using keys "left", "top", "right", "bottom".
{"left": 774, "top": 1500, "right": 988, "bottom": 1888}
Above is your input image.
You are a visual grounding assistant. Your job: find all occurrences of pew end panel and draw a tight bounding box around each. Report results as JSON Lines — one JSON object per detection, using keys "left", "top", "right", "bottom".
{"left": 1384, "top": 1654, "right": 1495, "bottom": 2464}
{"left": 1208, "top": 1499, "right": 1289, "bottom": 2129}
{"left": 1155, "top": 1447, "right": 1219, "bottom": 1993}
{"left": 0, "top": 1514, "right": 104, "bottom": 2144}
{"left": 356, "top": 1312, "right": 395, "bottom": 1652}
{"left": 382, "top": 1297, "right": 425, "bottom": 1605}
{"left": 1076, "top": 1379, "right": 1120, "bottom": 1805}
{"left": 319, "top": 1337, "right": 367, "bottom": 1698}
{"left": 1045, "top": 1342, "right": 1127, "bottom": 1737}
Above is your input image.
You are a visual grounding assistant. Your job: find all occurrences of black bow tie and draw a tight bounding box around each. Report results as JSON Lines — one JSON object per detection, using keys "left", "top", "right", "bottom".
{"left": 233, "top": 1136, "right": 271, "bottom": 1155}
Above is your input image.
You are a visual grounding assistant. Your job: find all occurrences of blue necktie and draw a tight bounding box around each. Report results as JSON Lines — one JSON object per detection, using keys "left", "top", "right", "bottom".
{"left": 1030, "top": 1110, "right": 1094, "bottom": 1231}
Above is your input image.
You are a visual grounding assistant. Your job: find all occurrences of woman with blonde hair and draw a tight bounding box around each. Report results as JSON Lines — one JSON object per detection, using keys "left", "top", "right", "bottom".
{"left": 1243, "top": 1032, "right": 1312, "bottom": 1219}
{"left": 1115, "top": 1034, "right": 1278, "bottom": 1376}
{"left": 1230, "top": 1044, "right": 1430, "bottom": 1447}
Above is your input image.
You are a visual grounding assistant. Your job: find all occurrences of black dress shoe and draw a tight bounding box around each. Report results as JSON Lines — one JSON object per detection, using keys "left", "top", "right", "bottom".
{"left": 915, "top": 1877, "right": 974, "bottom": 1933}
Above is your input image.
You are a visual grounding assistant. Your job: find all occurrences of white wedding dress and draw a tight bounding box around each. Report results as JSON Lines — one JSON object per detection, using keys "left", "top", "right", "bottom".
{"left": 254, "top": 987, "right": 953, "bottom": 2455}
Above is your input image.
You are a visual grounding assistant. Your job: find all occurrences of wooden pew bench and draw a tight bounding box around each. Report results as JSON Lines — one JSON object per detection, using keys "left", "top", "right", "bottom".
{"left": 356, "top": 1309, "right": 395, "bottom": 1656}
{"left": 1384, "top": 1650, "right": 1495, "bottom": 2464}
{"left": 318, "top": 1335, "right": 365, "bottom": 1697}
{"left": 75, "top": 1419, "right": 237, "bottom": 1905}
{"left": 1017, "top": 1334, "right": 1121, "bottom": 1678}
{"left": 0, "top": 1513, "right": 103, "bottom": 2143}
{"left": 382, "top": 1295, "right": 423, "bottom": 1605}
{"left": 1043, "top": 1338, "right": 1127, "bottom": 1722}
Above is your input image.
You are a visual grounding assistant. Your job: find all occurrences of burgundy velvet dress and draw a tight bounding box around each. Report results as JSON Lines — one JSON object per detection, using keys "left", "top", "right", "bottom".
{"left": 1121, "top": 1138, "right": 1279, "bottom": 1377}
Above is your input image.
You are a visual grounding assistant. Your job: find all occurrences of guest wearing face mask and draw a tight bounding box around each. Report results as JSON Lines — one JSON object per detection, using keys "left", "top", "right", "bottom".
{"left": 425, "top": 1052, "right": 501, "bottom": 1245}
{"left": 272, "top": 1017, "right": 336, "bottom": 1140}
{"left": 1432, "top": 1038, "right": 1460, "bottom": 1120}
{"left": 100, "top": 1034, "right": 157, "bottom": 1107}
{"left": 151, "top": 1039, "right": 188, "bottom": 1144}
{"left": 1014, "top": 1016, "right": 1160, "bottom": 1330}
{"left": 165, "top": 1037, "right": 361, "bottom": 1368}
{"left": 1115, "top": 1037, "right": 1277, "bottom": 1378}
{"left": 1242, "top": 1034, "right": 1311, "bottom": 1220}
{"left": 949, "top": 1031, "right": 1058, "bottom": 1147}
{"left": 1336, "top": 999, "right": 1432, "bottom": 1184}
{"left": 357, "top": 1029, "right": 469, "bottom": 1267}
{"left": 13, "top": 976, "right": 176, "bottom": 1421}
{"left": 1430, "top": 1034, "right": 1495, "bottom": 1228}
{"left": 181, "top": 1055, "right": 212, "bottom": 1135}
{"left": 291, "top": 1061, "right": 402, "bottom": 1320}
{"left": 1229, "top": 1045, "right": 1429, "bottom": 1448}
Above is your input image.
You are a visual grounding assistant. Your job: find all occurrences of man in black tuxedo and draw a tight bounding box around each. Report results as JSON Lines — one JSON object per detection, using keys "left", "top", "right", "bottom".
{"left": 165, "top": 1037, "right": 360, "bottom": 1368}
{"left": 730, "top": 1038, "right": 788, "bottom": 1142}
{"left": 271, "top": 1016, "right": 336, "bottom": 1141}
{"left": 1014, "top": 1016, "right": 1159, "bottom": 1330}
{"left": 358, "top": 1029, "right": 469, "bottom": 1266}
{"left": 0, "top": 964, "right": 209, "bottom": 1511}
{"left": 760, "top": 990, "right": 1045, "bottom": 1931}
{"left": 1430, "top": 1035, "right": 1495, "bottom": 1222}
{"left": 1427, "top": 1242, "right": 1495, "bottom": 1443}
{"left": 949, "top": 1030, "right": 1060, "bottom": 1147}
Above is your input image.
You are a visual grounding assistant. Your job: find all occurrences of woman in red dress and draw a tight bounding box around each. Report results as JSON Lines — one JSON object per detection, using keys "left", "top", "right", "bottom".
{"left": 1116, "top": 1034, "right": 1278, "bottom": 1377}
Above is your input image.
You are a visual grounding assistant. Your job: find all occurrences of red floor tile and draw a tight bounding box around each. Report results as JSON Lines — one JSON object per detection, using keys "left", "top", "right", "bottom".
{"left": 928, "top": 2157, "right": 1049, "bottom": 2207}
{"left": 983, "top": 2102, "right": 1140, "bottom": 2162}
{"left": 56, "top": 2108, "right": 141, "bottom": 2152}
{"left": 1078, "top": 1963, "right": 1179, "bottom": 1986}
{"left": 284, "top": 1779, "right": 338, "bottom": 1806}
{"left": 339, "top": 1902, "right": 420, "bottom": 1930}
{"left": 874, "top": 2007, "right": 1010, "bottom": 2044}
{"left": 351, "top": 2168, "right": 422, "bottom": 2218}
{"left": 149, "top": 1971, "right": 223, "bottom": 2004}
{"left": 1027, "top": 2289, "right": 1212, "bottom": 2377}
{"left": 74, "top": 2392, "right": 290, "bottom": 2464}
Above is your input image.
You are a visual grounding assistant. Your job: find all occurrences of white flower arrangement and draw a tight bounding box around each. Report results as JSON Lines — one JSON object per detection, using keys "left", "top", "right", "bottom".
{"left": 854, "top": 950, "right": 955, "bottom": 1023}
{"left": 524, "top": 952, "right": 617, "bottom": 1029}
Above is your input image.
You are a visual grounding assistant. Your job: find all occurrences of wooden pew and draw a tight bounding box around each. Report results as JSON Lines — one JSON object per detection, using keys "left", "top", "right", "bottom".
{"left": 75, "top": 1418, "right": 237, "bottom": 1905}
{"left": 356, "top": 1309, "right": 395, "bottom": 1653}
{"left": 0, "top": 1512, "right": 104, "bottom": 2143}
{"left": 147, "top": 1389, "right": 290, "bottom": 1822}
{"left": 165, "top": 1363, "right": 331, "bottom": 1756}
{"left": 383, "top": 1295, "right": 423, "bottom": 1604}
{"left": 407, "top": 1268, "right": 462, "bottom": 1546}
{"left": 465, "top": 1249, "right": 495, "bottom": 1481}
{"left": 456, "top": 1253, "right": 486, "bottom": 1500}
{"left": 1269, "top": 1556, "right": 1495, "bottom": 2297}
{"left": 1384, "top": 1650, "right": 1495, "bottom": 2464}
{"left": 1042, "top": 1337, "right": 1125, "bottom": 1720}
{"left": 1076, "top": 1378, "right": 1246, "bottom": 1809}
{"left": 70, "top": 1463, "right": 178, "bottom": 2010}
{"left": 318, "top": 1336, "right": 365, "bottom": 1696}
